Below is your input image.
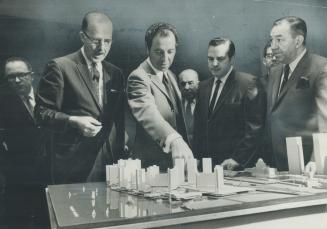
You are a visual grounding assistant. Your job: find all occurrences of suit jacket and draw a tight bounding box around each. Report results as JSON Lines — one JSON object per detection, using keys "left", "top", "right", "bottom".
{"left": 193, "top": 70, "right": 266, "bottom": 168}
{"left": 127, "top": 59, "right": 188, "bottom": 170}
{"left": 266, "top": 51, "right": 327, "bottom": 171}
{"left": 35, "top": 50, "right": 125, "bottom": 184}
{"left": 0, "top": 84, "right": 47, "bottom": 185}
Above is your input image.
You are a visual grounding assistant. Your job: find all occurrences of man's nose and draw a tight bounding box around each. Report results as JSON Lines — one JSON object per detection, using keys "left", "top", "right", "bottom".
{"left": 271, "top": 40, "right": 278, "bottom": 50}
{"left": 98, "top": 40, "right": 106, "bottom": 51}
{"left": 15, "top": 77, "right": 21, "bottom": 82}
{"left": 213, "top": 59, "right": 219, "bottom": 66}
{"left": 162, "top": 52, "right": 169, "bottom": 62}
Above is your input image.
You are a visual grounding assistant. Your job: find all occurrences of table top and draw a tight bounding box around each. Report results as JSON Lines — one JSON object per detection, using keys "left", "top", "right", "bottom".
{"left": 46, "top": 176, "right": 327, "bottom": 229}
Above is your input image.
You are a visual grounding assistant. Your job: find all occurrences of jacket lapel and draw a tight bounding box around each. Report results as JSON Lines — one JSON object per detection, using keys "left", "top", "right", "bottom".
{"left": 75, "top": 51, "right": 102, "bottom": 111}
{"left": 210, "top": 70, "right": 235, "bottom": 118}
{"left": 141, "top": 60, "right": 171, "bottom": 100}
{"left": 20, "top": 95, "right": 35, "bottom": 122}
{"left": 204, "top": 77, "right": 215, "bottom": 118}
{"left": 273, "top": 51, "right": 309, "bottom": 110}
{"left": 270, "top": 65, "right": 283, "bottom": 111}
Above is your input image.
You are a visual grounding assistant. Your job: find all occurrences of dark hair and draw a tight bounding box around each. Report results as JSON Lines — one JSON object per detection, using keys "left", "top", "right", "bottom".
{"left": 208, "top": 37, "right": 235, "bottom": 59}
{"left": 273, "top": 16, "right": 307, "bottom": 45}
{"left": 4, "top": 57, "right": 32, "bottom": 73}
{"left": 81, "top": 11, "right": 111, "bottom": 32}
{"left": 145, "top": 22, "right": 179, "bottom": 50}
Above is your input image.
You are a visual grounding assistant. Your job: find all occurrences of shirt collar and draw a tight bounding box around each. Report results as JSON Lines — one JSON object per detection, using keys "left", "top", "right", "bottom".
{"left": 19, "top": 87, "right": 34, "bottom": 100}
{"left": 185, "top": 98, "right": 196, "bottom": 104}
{"left": 214, "top": 66, "right": 233, "bottom": 84}
{"left": 146, "top": 57, "right": 164, "bottom": 78}
{"left": 288, "top": 48, "right": 307, "bottom": 73}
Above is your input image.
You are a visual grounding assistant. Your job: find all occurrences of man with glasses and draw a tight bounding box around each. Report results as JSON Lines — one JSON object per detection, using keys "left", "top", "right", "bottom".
{"left": 35, "top": 11, "right": 125, "bottom": 184}
{"left": 0, "top": 57, "right": 48, "bottom": 227}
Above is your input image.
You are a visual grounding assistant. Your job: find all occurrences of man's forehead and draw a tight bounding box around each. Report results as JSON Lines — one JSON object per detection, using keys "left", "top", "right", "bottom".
{"left": 271, "top": 21, "right": 291, "bottom": 36}
{"left": 179, "top": 71, "right": 198, "bottom": 81}
{"left": 208, "top": 43, "right": 229, "bottom": 56}
{"left": 5, "top": 61, "right": 29, "bottom": 72}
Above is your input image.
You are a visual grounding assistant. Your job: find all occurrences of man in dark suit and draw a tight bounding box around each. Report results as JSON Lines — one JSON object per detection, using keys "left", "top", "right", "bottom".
{"left": 193, "top": 37, "right": 266, "bottom": 170}
{"left": 267, "top": 16, "right": 327, "bottom": 171}
{"left": 127, "top": 23, "right": 193, "bottom": 171}
{"left": 35, "top": 11, "right": 125, "bottom": 184}
{"left": 178, "top": 69, "right": 199, "bottom": 149}
{"left": 0, "top": 57, "right": 48, "bottom": 227}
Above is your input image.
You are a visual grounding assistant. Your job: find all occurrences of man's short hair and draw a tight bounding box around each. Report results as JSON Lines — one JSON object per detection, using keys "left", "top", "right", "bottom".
{"left": 81, "top": 11, "right": 111, "bottom": 32}
{"left": 273, "top": 16, "right": 307, "bottom": 45}
{"left": 208, "top": 37, "right": 235, "bottom": 59}
{"left": 4, "top": 57, "right": 32, "bottom": 74}
{"left": 145, "top": 22, "right": 179, "bottom": 50}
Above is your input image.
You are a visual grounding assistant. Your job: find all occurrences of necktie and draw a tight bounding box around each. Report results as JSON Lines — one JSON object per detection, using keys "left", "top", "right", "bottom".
{"left": 92, "top": 63, "right": 100, "bottom": 103}
{"left": 208, "top": 79, "right": 221, "bottom": 117}
{"left": 24, "top": 95, "right": 34, "bottom": 116}
{"left": 185, "top": 100, "right": 193, "bottom": 135}
{"left": 279, "top": 64, "right": 290, "bottom": 94}
{"left": 162, "top": 73, "right": 177, "bottom": 108}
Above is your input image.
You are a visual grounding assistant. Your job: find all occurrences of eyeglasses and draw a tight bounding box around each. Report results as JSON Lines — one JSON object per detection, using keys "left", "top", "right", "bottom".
{"left": 83, "top": 31, "right": 112, "bottom": 47}
{"left": 6, "top": 71, "right": 33, "bottom": 81}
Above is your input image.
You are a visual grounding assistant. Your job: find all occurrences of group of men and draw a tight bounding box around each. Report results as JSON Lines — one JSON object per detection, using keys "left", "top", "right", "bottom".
{"left": 1, "top": 11, "right": 327, "bottom": 227}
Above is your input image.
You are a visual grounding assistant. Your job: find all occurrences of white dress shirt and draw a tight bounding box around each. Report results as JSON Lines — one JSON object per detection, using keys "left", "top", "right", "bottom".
{"left": 209, "top": 66, "right": 233, "bottom": 111}
{"left": 278, "top": 48, "right": 307, "bottom": 95}
{"left": 81, "top": 47, "right": 104, "bottom": 106}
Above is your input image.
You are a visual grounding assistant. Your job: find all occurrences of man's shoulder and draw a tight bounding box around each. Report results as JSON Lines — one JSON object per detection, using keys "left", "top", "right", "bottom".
{"left": 52, "top": 50, "right": 80, "bottom": 66}
{"left": 102, "top": 60, "right": 123, "bottom": 75}
{"left": 128, "top": 60, "right": 150, "bottom": 80}
{"left": 234, "top": 71, "right": 256, "bottom": 83}
{"left": 199, "top": 77, "right": 212, "bottom": 87}
{"left": 307, "top": 52, "right": 327, "bottom": 67}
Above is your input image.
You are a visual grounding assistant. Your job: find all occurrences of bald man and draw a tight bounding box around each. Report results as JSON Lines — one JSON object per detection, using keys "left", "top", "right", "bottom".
{"left": 178, "top": 69, "right": 199, "bottom": 148}
{"left": 36, "top": 11, "right": 125, "bottom": 184}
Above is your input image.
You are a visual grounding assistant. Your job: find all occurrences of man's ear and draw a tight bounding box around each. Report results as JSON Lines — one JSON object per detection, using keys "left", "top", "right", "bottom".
{"left": 79, "top": 31, "right": 86, "bottom": 44}
{"left": 295, "top": 35, "right": 304, "bottom": 48}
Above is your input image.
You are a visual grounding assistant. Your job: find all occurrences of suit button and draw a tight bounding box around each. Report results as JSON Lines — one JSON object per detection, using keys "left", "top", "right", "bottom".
{"left": 171, "top": 109, "right": 175, "bottom": 112}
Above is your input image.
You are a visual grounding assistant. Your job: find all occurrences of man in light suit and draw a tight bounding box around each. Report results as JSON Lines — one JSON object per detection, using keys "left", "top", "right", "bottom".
{"left": 127, "top": 22, "right": 193, "bottom": 171}
{"left": 267, "top": 16, "right": 327, "bottom": 171}
{"left": 193, "top": 37, "right": 266, "bottom": 170}
{"left": 0, "top": 57, "right": 48, "bottom": 227}
{"left": 35, "top": 11, "right": 125, "bottom": 184}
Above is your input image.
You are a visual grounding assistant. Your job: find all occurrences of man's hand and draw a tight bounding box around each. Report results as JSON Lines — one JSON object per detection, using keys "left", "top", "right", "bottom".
{"left": 170, "top": 138, "right": 194, "bottom": 161}
{"left": 305, "top": 161, "right": 317, "bottom": 179}
{"left": 221, "top": 158, "right": 239, "bottom": 170}
{"left": 69, "top": 116, "right": 102, "bottom": 137}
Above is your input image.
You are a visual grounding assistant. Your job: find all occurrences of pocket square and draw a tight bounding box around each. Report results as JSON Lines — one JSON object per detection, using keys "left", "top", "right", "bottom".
{"left": 296, "top": 76, "right": 310, "bottom": 89}
{"left": 108, "top": 88, "right": 119, "bottom": 93}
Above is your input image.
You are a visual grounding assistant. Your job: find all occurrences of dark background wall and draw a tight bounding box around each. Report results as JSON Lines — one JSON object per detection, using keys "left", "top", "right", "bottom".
{"left": 0, "top": 0, "right": 327, "bottom": 84}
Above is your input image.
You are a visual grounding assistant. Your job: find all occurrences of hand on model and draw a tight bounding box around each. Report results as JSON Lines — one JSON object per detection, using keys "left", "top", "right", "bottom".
{"left": 221, "top": 158, "right": 239, "bottom": 170}
{"left": 171, "top": 137, "right": 194, "bottom": 161}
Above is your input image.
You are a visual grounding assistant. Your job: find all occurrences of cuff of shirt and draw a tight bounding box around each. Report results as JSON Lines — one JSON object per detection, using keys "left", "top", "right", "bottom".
{"left": 163, "top": 132, "right": 182, "bottom": 153}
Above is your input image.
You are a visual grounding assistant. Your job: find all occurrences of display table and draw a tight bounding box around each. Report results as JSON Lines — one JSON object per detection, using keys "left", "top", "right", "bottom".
{"left": 46, "top": 177, "right": 327, "bottom": 229}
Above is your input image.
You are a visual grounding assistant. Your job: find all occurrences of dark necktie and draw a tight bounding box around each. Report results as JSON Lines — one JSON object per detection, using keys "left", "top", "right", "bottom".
{"left": 162, "top": 73, "right": 177, "bottom": 108}
{"left": 92, "top": 63, "right": 100, "bottom": 103}
{"left": 279, "top": 64, "right": 290, "bottom": 94}
{"left": 185, "top": 100, "right": 193, "bottom": 136}
{"left": 208, "top": 79, "right": 221, "bottom": 117}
